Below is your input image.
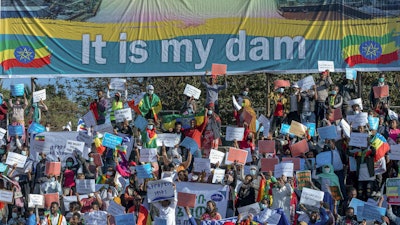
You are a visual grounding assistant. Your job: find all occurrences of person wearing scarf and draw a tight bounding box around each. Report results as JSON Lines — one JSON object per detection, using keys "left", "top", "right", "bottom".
{"left": 139, "top": 85, "right": 162, "bottom": 121}
{"left": 317, "top": 164, "right": 343, "bottom": 200}
{"left": 235, "top": 175, "right": 256, "bottom": 215}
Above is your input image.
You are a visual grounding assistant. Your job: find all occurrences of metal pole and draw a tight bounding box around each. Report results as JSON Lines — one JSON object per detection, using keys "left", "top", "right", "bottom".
{"left": 266, "top": 73, "right": 271, "bottom": 116}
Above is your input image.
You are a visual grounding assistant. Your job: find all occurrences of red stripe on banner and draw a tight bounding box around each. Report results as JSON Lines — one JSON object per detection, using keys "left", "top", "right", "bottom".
{"left": 1, "top": 55, "right": 51, "bottom": 71}
{"left": 344, "top": 51, "right": 399, "bottom": 67}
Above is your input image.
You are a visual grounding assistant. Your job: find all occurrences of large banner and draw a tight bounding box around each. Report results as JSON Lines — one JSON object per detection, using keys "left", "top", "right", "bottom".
{"left": 1, "top": 0, "right": 399, "bottom": 77}
{"left": 176, "top": 182, "right": 229, "bottom": 225}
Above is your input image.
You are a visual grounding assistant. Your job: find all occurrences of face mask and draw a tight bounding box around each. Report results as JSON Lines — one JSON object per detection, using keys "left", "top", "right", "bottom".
{"left": 148, "top": 90, "right": 154, "bottom": 95}
{"left": 89, "top": 157, "right": 94, "bottom": 162}
{"left": 260, "top": 204, "right": 267, "bottom": 210}
{"left": 331, "top": 91, "right": 337, "bottom": 95}
{"left": 147, "top": 125, "right": 154, "bottom": 130}
{"left": 324, "top": 168, "right": 330, "bottom": 173}
{"left": 0, "top": 149, "right": 5, "bottom": 155}
{"left": 38, "top": 155, "right": 42, "bottom": 161}
{"left": 242, "top": 91, "right": 248, "bottom": 96}
{"left": 278, "top": 88, "right": 284, "bottom": 93}
{"left": 12, "top": 213, "right": 18, "bottom": 219}
{"left": 21, "top": 151, "right": 27, "bottom": 156}
{"left": 207, "top": 110, "right": 213, "bottom": 115}
{"left": 379, "top": 78, "right": 384, "bottom": 83}
{"left": 107, "top": 171, "right": 113, "bottom": 176}
{"left": 107, "top": 192, "right": 113, "bottom": 198}
{"left": 250, "top": 170, "right": 257, "bottom": 176}
{"left": 46, "top": 127, "right": 50, "bottom": 132}
{"left": 205, "top": 206, "right": 212, "bottom": 213}
{"left": 66, "top": 162, "right": 73, "bottom": 167}
{"left": 50, "top": 177, "right": 56, "bottom": 182}
{"left": 355, "top": 110, "right": 360, "bottom": 114}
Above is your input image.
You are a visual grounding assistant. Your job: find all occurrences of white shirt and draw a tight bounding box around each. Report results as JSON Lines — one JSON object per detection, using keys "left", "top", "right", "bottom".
{"left": 41, "top": 213, "right": 67, "bottom": 225}
{"left": 153, "top": 195, "right": 177, "bottom": 225}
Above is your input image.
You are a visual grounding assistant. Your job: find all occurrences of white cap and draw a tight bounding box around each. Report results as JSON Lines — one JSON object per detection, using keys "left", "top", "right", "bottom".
{"left": 146, "top": 85, "right": 154, "bottom": 91}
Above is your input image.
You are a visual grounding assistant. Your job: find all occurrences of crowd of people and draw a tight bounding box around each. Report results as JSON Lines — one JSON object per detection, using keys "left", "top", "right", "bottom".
{"left": 0, "top": 71, "right": 399, "bottom": 225}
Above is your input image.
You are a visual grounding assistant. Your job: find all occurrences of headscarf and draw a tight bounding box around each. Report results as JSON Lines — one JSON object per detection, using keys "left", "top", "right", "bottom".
{"left": 241, "top": 99, "right": 257, "bottom": 133}
{"left": 318, "top": 164, "right": 341, "bottom": 188}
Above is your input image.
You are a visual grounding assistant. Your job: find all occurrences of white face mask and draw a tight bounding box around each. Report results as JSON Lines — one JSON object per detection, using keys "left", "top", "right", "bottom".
{"left": 207, "top": 110, "right": 213, "bottom": 115}
{"left": 324, "top": 168, "right": 330, "bottom": 173}
{"left": 242, "top": 91, "right": 248, "bottom": 96}
{"left": 46, "top": 127, "right": 50, "bottom": 132}
{"left": 250, "top": 170, "right": 257, "bottom": 176}
{"left": 148, "top": 90, "right": 154, "bottom": 95}
{"left": 107, "top": 171, "right": 113, "bottom": 176}
{"left": 147, "top": 125, "right": 154, "bottom": 130}
{"left": 21, "top": 151, "right": 27, "bottom": 156}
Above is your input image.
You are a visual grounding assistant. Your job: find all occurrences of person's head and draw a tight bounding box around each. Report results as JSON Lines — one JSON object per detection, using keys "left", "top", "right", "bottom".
{"left": 39, "top": 152, "right": 46, "bottom": 161}
{"left": 174, "top": 122, "right": 182, "bottom": 133}
{"left": 11, "top": 206, "right": 19, "bottom": 219}
{"left": 114, "top": 92, "right": 121, "bottom": 101}
{"left": 178, "top": 170, "right": 188, "bottom": 181}
{"left": 161, "top": 199, "right": 171, "bottom": 207}
{"left": 277, "top": 87, "right": 284, "bottom": 94}
{"left": 345, "top": 207, "right": 355, "bottom": 219}
{"left": 91, "top": 201, "right": 100, "bottom": 210}
{"left": 209, "top": 76, "right": 217, "bottom": 85}
{"left": 330, "top": 86, "right": 339, "bottom": 96}
{"left": 291, "top": 83, "right": 300, "bottom": 92}
{"left": 242, "top": 87, "right": 249, "bottom": 96}
{"left": 206, "top": 200, "right": 217, "bottom": 214}
{"left": 147, "top": 120, "right": 155, "bottom": 130}
{"left": 348, "top": 187, "right": 357, "bottom": 199}
{"left": 352, "top": 104, "right": 360, "bottom": 112}
{"left": 323, "top": 165, "right": 331, "bottom": 173}
{"left": 21, "top": 146, "right": 29, "bottom": 156}
{"left": 66, "top": 157, "right": 74, "bottom": 168}
{"left": 106, "top": 167, "right": 115, "bottom": 177}
{"left": 70, "top": 212, "right": 81, "bottom": 225}
{"left": 390, "top": 120, "right": 398, "bottom": 129}
{"left": 379, "top": 73, "right": 385, "bottom": 83}
{"left": 249, "top": 166, "right": 258, "bottom": 176}
{"left": 244, "top": 174, "right": 253, "bottom": 185}
{"left": 146, "top": 85, "right": 154, "bottom": 95}
{"left": 134, "top": 195, "right": 142, "bottom": 207}
{"left": 207, "top": 102, "right": 215, "bottom": 112}
{"left": 321, "top": 69, "right": 329, "bottom": 79}
{"left": 69, "top": 202, "right": 81, "bottom": 213}
{"left": 309, "top": 211, "right": 320, "bottom": 223}
{"left": 306, "top": 151, "right": 314, "bottom": 158}
{"left": 50, "top": 202, "right": 60, "bottom": 215}
{"left": 328, "top": 139, "right": 336, "bottom": 150}
{"left": 97, "top": 90, "right": 103, "bottom": 99}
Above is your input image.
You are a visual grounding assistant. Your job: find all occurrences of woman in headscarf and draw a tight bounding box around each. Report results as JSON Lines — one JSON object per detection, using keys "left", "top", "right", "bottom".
{"left": 317, "top": 164, "right": 343, "bottom": 200}
{"left": 236, "top": 99, "right": 257, "bottom": 134}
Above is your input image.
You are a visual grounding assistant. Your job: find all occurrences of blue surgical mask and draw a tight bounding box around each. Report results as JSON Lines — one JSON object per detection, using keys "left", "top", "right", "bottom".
{"left": 207, "top": 110, "right": 213, "bottom": 115}
{"left": 242, "top": 91, "right": 248, "bottom": 96}
{"left": 147, "top": 125, "right": 154, "bottom": 130}
{"left": 50, "top": 177, "right": 55, "bottom": 182}
{"left": 66, "top": 162, "right": 73, "bottom": 167}
{"left": 379, "top": 77, "right": 385, "bottom": 83}
{"left": 331, "top": 91, "right": 337, "bottom": 95}
{"left": 0, "top": 149, "right": 4, "bottom": 154}
{"left": 278, "top": 88, "right": 284, "bottom": 93}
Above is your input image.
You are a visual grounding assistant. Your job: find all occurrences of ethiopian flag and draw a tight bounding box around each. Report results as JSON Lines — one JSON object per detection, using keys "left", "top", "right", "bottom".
{"left": 162, "top": 109, "right": 205, "bottom": 131}
{"left": 0, "top": 39, "right": 51, "bottom": 71}
{"left": 342, "top": 32, "right": 398, "bottom": 67}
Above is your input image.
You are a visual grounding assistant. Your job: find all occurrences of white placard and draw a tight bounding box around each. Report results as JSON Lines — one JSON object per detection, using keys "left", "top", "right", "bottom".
{"left": 63, "top": 195, "right": 84, "bottom": 211}
{"left": 209, "top": 149, "right": 225, "bottom": 164}
{"left": 0, "top": 128, "right": 6, "bottom": 140}
{"left": 348, "top": 98, "right": 363, "bottom": 110}
{"left": 193, "top": 158, "right": 211, "bottom": 173}
{"left": 300, "top": 187, "right": 325, "bottom": 207}
{"left": 317, "top": 60, "right": 335, "bottom": 72}
{"left": 109, "top": 78, "right": 126, "bottom": 91}
{"left": 156, "top": 133, "right": 181, "bottom": 147}
{"left": 83, "top": 111, "right": 97, "bottom": 128}
{"left": 349, "top": 132, "right": 369, "bottom": 148}
{"left": 76, "top": 179, "right": 96, "bottom": 194}
{"left": 348, "top": 112, "right": 368, "bottom": 128}
{"left": 28, "top": 194, "right": 44, "bottom": 208}
{"left": 33, "top": 89, "right": 46, "bottom": 103}
{"left": 6, "top": 152, "right": 27, "bottom": 168}
{"left": 147, "top": 178, "right": 175, "bottom": 203}
{"left": 238, "top": 202, "right": 261, "bottom": 219}
{"left": 258, "top": 114, "right": 271, "bottom": 137}
{"left": 298, "top": 75, "right": 316, "bottom": 91}
{"left": 107, "top": 200, "right": 126, "bottom": 217}
{"left": 139, "top": 148, "right": 158, "bottom": 162}
{"left": 94, "top": 123, "right": 114, "bottom": 134}
{"left": 183, "top": 84, "right": 201, "bottom": 100}
{"left": 0, "top": 190, "right": 13, "bottom": 203}
{"left": 114, "top": 108, "right": 132, "bottom": 123}
{"left": 267, "top": 213, "right": 282, "bottom": 225}
{"left": 83, "top": 211, "right": 108, "bottom": 225}
{"left": 212, "top": 168, "right": 226, "bottom": 184}
{"left": 225, "top": 126, "right": 245, "bottom": 141}
{"left": 389, "top": 145, "right": 400, "bottom": 160}
{"left": 232, "top": 95, "right": 242, "bottom": 111}
{"left": 339, "top": 119, "right": 351, "bottom": 138}
{"left": 274, "top": 163, "right": 294, "bottom": 178}
{"left": 65, "top": 140, "right": 85, "bottom": 154}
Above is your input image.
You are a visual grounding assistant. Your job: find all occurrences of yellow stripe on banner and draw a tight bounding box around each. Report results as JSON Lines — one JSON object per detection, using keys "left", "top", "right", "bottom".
{"left": 342, "top": 41, "right": 397, "bottom": 59}
{"left": 0, "top": 46, "right": 50, "bottom": 61}
{"left": 1, "top": 17, "right": 399, "bottom": 41}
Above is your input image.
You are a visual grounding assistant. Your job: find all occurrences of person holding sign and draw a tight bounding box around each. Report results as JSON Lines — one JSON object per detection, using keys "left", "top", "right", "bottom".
{"left": 89, "top": 90, "right": 108, "bottom": 125}
{"left": 271, "top": 175, "right": 293, "bottom": 220}
{"left": 8, "top": 94, "right": 28, "bottom": 126}
{"left": 127, "top": 195, "right": 152, "bottom": 225}
{"left": 152, "top": 183, "right": 177, "bottom": 225}
{"left": 139, "top": 85, "right": 162, "bottom": 122}
{"left": 316, "top": 164, "right": 342, "bottom": 197}
{"left": 369, "top": 73, "right": 388, "bottom": 108}
{"left": 268, "top": 86, "right": 289, "bottom": 135}
{"left": 236, "top": 174, "right": 256, "bottom": 213}
{"left": 41, "top": 202, "right": 67, "bottom": 225}
{"left": 325, "top": 86, "right": 343, "bottom": 111}
{"left": 107, "top": 82, "right": 128, "bottom": 126}
{"left": 183, "top": 109, "right": 208, "bottom": 149}
{"left": 315, "top": 70, "right": 333, "bottom": 127}
{"left": 201, "top": 71, "right": 228, "bottom": 114}
{"left": 141, "top": 119, "right": 158, "bottom": 149}
{"left": 202, "top": 103, "right": 222, "bottom": 153}
{"left": 41, "top": 175, "right": 62, "bottom": 196}
{"left": 161, "top": 144, "right": 192, "bottom": 174}
{"left": 299, "top": 85, "right": 317, "bottom": 124}
{"left": 339, "top": 75, "right": 358, "bottom": 117}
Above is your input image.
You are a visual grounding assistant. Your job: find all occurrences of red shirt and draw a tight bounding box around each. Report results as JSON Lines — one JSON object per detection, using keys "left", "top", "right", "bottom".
{"left": 183, "top": 116, "right": 208, "bottom": 148}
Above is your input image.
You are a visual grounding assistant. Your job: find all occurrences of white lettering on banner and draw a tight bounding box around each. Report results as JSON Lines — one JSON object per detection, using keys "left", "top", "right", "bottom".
{"left": 209, "top": 149, "right": 225, "bottom": 164}
{"left": 83, "top": 31, "right": 306, "bottom": 68}
{"left": 5, "top": 152, "right": 27, "bottom": 168}
{"left": 0, "top": 190, "right": 13, "bottom": 203}
{"left": 183, "top": 84, "right": 201, "bottom": 100}
{"left": 300, "top": 187, "right": 325, "bottom": 207}
{"left": 349, "top": 132, "right": 369, "bottom": 148}
{"left": 156, "top": 133, "right": 180, "bottom": 147}
{"left": 225, "top": 126, "right": 244, "bottom": 141}
{"left": 147, "top": 178, "right": 175, "bottom": 203}
{"left": 109, "top": 78, "right": 126, "bottom": 91}
{"left": 176, "top": 182, "right": 229, "bottom": 225}
{"left": 76, "top": 179, "right": 96, "bottom": 194}
{"left": 33, "top": 89, "right": 46, "bottom": 103}
{"left": 114, "top": 108, "right": 132, "bottom": 123}
{"left": 65, "top": 140, "right": 85, "bottom": 154}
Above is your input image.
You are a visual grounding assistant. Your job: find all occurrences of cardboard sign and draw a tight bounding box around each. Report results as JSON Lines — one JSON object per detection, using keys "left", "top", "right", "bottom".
{"left": 386, "top": 178, "right": 400, "bottom": 205}
{"left": 180, "top": 137, "right": 199, "bottom": 154}
{"left": 156, "top": 133, "right": 180, "bottom": 147}
{"left": 45, "top": 162, "right": 61, "bottom": 176}
{"left": 136, "top": 163, "right": 153, "bottom": 179}
{"left": 227, "top": 147, "right": 248, "bottom": 165}
{"left": 281, "top": 157, "right": 301, "bottom": 171}
{"left": 139, "top": 148, "right": 158, "bottom": 162}
{"left": 107, "top": 200, "right": 126, "bottom": 217}
{"left": 8, "top": 125, "right": 23, "bottom": 136}
{"left": 211, "top": 63, "right": 227, "bottom": 76}
{"left": 44, "top": 193, "right": 59, "bottom": 209}
{"left": 317, "top": 125, "right": 337, "bottom": 140}
{"left": 183, "top": 84, "right": 201, "bottom": 100}
{"left": 65, "top": 140, "right": 85, "bottom": 154}
{"left": 225, "top": 126, "right": 244, "bottom": 141}
{"left": 296, "top": 170, "right": 311, "bottom": 190}
{"left": 134, "top": 115, "right": 148, "bottom": 131}
{"left": 5, "top": 152, "right": 27, "bottom": 168}
{"left": 297, "top": 75, "right": 315, "bottom": 91}
{"left": 274, "top": 162, "right": 294, "bottom": 178}
{"left": 300, "top": 187, "right": 324, "bottom": 207}
{"left": 317, "top": 60, "right": 335, "bottom": 72}
{"left": 114, "top": 108, "right": 132, "bottom": 123}
{"left": 28, "top": 194, "right": 44, "bottom": 208}
{"left": 102, "top": 132, "right": 123, "bottom": 149}
{"left": 147, "top": 178, "right": 175, "bottom": 203}
{"left": 212, "top": 168, "right": 226, "bottom": 184}
{"left": 329, "top": 186, "right": 343, "bottom": 201}
{"left": 33, "top": 89, "right": 46, "bottom": 103}
{"left": 289, "top": 120, "right": 307, "bottom": 137}
{"left": 258, "top": 140, "right": 275, "bottom": 154}
{"left": 82, "top": 110, "right": 97, "bottom": 128}
{"left": 273, "top": 80, "right": 290, "bottom": 90}
{"left": 109, "top": 78, "right": 126, "bottom": 91}
{"left": 28, "top": 122, "right": 46, "bottom": 134}
{"left": 261, "top": 158, "right": 279, "bottom": 172}
{"left": 0, "top": 128, "right": 6, "bottom": 140}
{"left": 177, "top": 192, "right": 196, "bottom": 208}
{"left": 290, "top": 139, "right": 309, "bottom": 157}
{"left": 346, "top": 68, "right": 357, "bottom": 80}
{"left": 193, "top": 158, "right": 211, "bottom": 173}
{"left": 349, "top": 132, "right": 369, "bottom": 148}
{"left": 10, "top": 84, "right": 24, "bottom": 96}
{"left": 373, "top": 85, "right": 389, "bottom": 98}
{"left": 209, "top": 149, "right": 225, "bottom": 164}
{"left": 76, "top": 179, "right": 96, "bottom": 194}
{"left": 339, "top": 119, "right": 351, "bottom": 138}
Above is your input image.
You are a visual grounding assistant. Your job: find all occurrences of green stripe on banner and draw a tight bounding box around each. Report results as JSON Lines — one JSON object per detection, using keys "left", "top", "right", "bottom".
{"left": 342, "top": 32, "right": 394, "bottom": 49}
{"left": 0, "top": 39, "right": 45, "bottom": 52}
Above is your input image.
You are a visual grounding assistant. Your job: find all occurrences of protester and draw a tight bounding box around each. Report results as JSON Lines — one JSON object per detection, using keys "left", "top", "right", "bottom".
{"left": 139, "top": 85, "right": 162, "bottom": 121}
{"left": 201, "top": 71, "right": 228, "bottom": 114}
{"left": 90, "top": 90, "right": 108, "bottom": 125}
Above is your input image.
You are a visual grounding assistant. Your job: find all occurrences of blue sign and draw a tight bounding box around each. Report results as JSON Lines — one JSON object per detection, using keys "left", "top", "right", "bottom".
{"left": 28, "top": 122, "right": 46, "bottom": 133}
{"left": 180, "top": 136, "right": 199, "bottom": 154}
{"left": 0, "top": 163, "right": 7, "bottom": 173}
{"left": 345, "top": 68, "right": 357, "bottom": 80}
{"left": 115, "top": 213, "right": 136, "bottom": 225}
{"left": 136, "top": 163, "right": 153, "bottom": 179}
{"left": 102, "top": 132, "right": 123, "bottom": 149}
{"left": 8, "top": 125, "right": 23, "bottom": 136}
{"left": 10, "top": 84, "right": 24, "bottom": 97}
{"left": 280, "top": 124, "right": 290, "bottom": 135}
{"left": 134, "top": 115, "right": 148, "bottom": 131}
{"left": 368, "top": 116, "right": 379, "bottom": 130}
{"left": 317, "top": 125, "right": 337, "bottom": 140}
{"left": 305, "top": 122, "right": 316, "bottom": 137}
